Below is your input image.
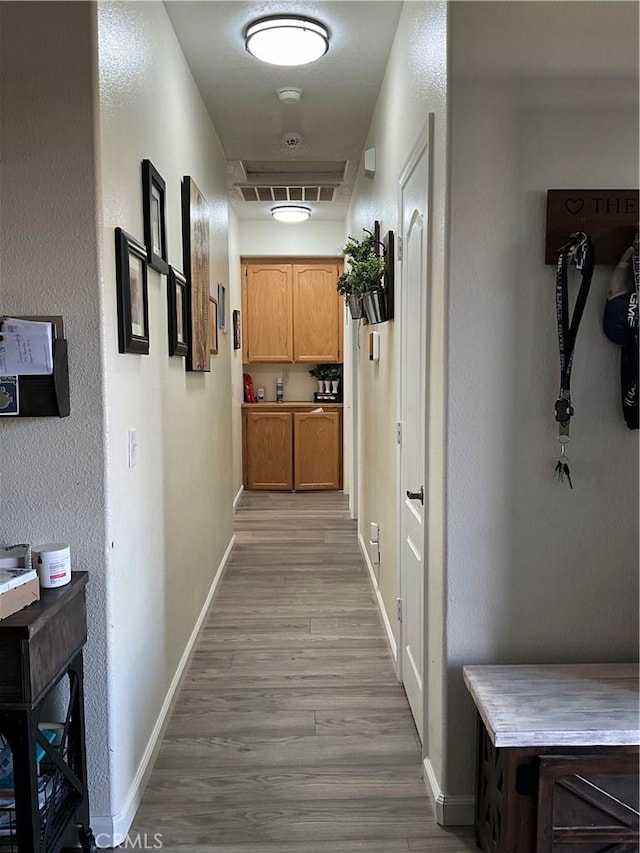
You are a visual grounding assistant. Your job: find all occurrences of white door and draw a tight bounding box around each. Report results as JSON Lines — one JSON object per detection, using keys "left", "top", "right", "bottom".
{"left": 398, "top": 121, "right": 432, "bottom": 743}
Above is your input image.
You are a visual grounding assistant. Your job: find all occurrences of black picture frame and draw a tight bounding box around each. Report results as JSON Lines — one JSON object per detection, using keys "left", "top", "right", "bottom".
{"left": 167, "top": 266, "right": 188, "bottom": 357}
{"left": 233, "top": 309, "right": 241, "bottom": 350}
{"left": 115, "top": 227, "right": 149, "bottom": 354}
{"left": 383, "top": 230, "right": 395, "bottom": 321}
{"left": 142, "top": 159, "right": 168, "bottom": 274}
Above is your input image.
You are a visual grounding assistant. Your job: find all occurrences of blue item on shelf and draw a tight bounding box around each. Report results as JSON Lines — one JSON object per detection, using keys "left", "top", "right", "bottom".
{"left": 0, "top": 728, "right": 58, "bottom": 789}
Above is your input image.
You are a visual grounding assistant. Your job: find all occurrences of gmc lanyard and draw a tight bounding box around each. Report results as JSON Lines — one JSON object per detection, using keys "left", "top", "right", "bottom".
{"left": 553, "top": 231, "right": 595, "bottom": 487}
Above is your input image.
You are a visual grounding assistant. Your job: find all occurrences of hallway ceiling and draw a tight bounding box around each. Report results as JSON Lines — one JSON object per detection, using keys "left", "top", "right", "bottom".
{"left": 164, "top": 1, "right": 403, "bottom": 221}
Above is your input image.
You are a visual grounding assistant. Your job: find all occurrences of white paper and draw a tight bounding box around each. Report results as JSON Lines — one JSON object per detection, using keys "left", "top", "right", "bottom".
{"left": 310, "top": 407, "right": 325, "bottom": 414}
{"left": 0, "top": 318, "right": 53, "bottom": 375}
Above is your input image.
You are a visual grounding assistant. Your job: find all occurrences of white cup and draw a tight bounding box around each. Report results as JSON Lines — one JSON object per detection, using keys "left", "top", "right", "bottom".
{"left": 33, "top": 543, "right": 71, "bottom": 588}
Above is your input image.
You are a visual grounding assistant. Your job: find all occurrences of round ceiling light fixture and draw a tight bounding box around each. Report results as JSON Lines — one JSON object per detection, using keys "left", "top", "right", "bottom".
{"left": 245, "top": 16, "right": 329, "bottom": 66}
{"left": 271, "top": 204, "right": 311, "bottom": 223}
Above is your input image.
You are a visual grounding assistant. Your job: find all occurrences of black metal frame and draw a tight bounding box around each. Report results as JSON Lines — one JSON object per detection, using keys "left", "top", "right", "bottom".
{"left": 0, "top": 652, "right": 95, "bottom": 853}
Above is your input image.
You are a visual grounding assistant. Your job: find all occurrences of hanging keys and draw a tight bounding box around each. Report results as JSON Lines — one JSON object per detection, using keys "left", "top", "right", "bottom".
{"left": 563, "top": 461, "right": 573, "bottom": 489}
{"left": 554, "top": 439, "right": 573, "bottom": 488}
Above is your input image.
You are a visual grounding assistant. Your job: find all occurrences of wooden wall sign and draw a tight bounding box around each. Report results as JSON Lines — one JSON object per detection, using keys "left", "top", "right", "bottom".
{"left": 546, "top": 189, "right": 639, "bottom": 264}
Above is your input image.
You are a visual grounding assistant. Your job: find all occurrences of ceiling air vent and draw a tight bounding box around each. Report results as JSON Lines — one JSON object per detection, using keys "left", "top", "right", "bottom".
{"left": 240, "top": 186, "right": 338, "bottom": 203}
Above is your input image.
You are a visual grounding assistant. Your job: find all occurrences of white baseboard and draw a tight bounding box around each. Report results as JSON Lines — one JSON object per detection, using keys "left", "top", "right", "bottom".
{"left": 358, "top": 531, "right": 397, "bottom": 664}
{"left": 91, "top": 534, "right": 236, "bottom": 847}
{"left": 233, "top": 484, "right": 244, "bottom": 510}
{"left": 423, "top": 756, "right": 475, "bottom": 827}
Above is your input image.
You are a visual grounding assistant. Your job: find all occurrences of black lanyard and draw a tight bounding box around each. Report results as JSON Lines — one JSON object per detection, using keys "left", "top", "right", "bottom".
{"left": 554, "top": 231, "right": 595, "bottom": 435}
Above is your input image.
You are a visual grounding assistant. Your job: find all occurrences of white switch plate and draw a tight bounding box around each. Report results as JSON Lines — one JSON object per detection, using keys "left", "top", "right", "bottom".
{"left": 283, "top": 368, "right": 290, "bottom": 382}
{"left": 128, "top": 428, "right": 138, "bottom": 468}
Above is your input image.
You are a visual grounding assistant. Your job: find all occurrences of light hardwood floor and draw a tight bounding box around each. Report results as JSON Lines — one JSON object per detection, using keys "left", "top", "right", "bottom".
{"left": 130, "top": 491, "right": 477, "bottom": 852}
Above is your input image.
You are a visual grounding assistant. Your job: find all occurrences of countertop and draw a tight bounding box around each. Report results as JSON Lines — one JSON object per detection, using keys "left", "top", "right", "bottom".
{"left": 241, "top": 401, "right": 343, "bottom": 408}
{"left": 463, "top": 663, "right": 640, "bottom": 748}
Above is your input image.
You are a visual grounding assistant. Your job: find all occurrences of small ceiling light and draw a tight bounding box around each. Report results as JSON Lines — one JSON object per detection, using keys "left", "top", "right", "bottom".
{"left": 271, "top": 204, "right": 311, "bottom": 223}
{"left": 277, "top": 87, "right": 303, "bottom": 104}
{"left": 245, "top": 16, "right": 329, "bottom": 66}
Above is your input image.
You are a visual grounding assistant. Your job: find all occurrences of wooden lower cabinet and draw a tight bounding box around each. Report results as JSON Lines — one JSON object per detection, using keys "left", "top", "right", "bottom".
{"left": 294, "top": 410, "right": 341, "bottom": 490}
{"left": 243, "top": 405, "right": 342, "bottom": 491}
{"left": 244, "top": 410, "right": 293, "bottom": 490}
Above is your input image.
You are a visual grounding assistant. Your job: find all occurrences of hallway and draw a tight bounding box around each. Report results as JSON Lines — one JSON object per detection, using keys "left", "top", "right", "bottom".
{"left": 130, "top": 492, "right": 476, "bottom": 851}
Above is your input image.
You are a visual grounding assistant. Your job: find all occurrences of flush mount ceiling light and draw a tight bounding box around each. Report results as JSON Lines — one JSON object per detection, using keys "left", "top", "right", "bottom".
{"left": 245, "top": 16, "right": 329, "bottom": 66}
{"left": 271, "top": 204, "right": 311, "bottom": 223}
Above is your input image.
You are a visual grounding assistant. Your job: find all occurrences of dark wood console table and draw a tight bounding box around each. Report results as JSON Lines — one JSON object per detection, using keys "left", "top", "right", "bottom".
{"left": 463, "top": 664, "right": 639, "bottom": 852}
{"left": 0, "top": 573, "right": 96, "bottom": 852}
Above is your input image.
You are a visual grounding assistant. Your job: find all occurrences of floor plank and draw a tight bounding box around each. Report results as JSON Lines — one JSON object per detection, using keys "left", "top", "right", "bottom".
{"left": 128, "top": 491, "right": 475, "bottom": 852}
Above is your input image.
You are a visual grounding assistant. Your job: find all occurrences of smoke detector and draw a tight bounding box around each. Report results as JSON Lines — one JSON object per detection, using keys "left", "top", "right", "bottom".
{"left": 282, "top": 132, "right": 303, "bottom": 149}
{"left": 278, "top": 87, "right": 302, "bottom": 104}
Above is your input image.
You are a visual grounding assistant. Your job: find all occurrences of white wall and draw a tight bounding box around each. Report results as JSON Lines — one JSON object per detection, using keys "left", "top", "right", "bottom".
{"left": 97, "top": 0, "right": 234, "bottom": 834}
{"left": 228, "top": 210, "right": 244, "bottom": 502}
{"left": 347, "top": 0, "right": 450, "bottom": 798}
{"left": 447, "top": 0, "right": 639, "bottom": 798}
{"left": 238, "top": 219, "right": 345, "bottom": 257}
{"left": 0, "top": 1, "right": 112, "bottom": 816}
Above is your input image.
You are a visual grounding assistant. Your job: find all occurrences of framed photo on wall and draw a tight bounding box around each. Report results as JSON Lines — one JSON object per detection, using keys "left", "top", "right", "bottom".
{"left": 115, "top": 227, "right": 149, "bottom": 354}
{"left": 167, "top": 266, "right": 188, "bottom": 357}
{"left": 142, "top": 159, "right": 168, "bottom": 274}
{"left": 209, "top": 296, "right": 218, "bottom": 355}
{"left": 181, "top": 176, "right": 210, "bottom": 372}
{"left": 233, "top": 309, "right": 241, "bottom": 350}
{"left": 217, "top": 283, "right": 227, "bottom": 332}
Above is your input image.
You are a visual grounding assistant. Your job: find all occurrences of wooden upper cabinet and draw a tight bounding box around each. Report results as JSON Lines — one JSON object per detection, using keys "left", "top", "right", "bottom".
{"left": 243, "top": 263, "right": 293, "bottom": 362}
{"left": 242, "top": 259, "right": 343, "bottom": 363}
{"left": 293, "top": 263, "right": 342, "bottom": 362}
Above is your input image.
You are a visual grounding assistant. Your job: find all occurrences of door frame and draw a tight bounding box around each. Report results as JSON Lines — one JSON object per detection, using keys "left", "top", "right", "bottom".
{"left": 395, "top": 116, "right": 434, "bottom": 738}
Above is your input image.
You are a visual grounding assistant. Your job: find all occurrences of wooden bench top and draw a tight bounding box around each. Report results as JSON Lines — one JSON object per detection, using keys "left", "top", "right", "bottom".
{"left": 463, "top": 663, "right": 639, "bottom": 748}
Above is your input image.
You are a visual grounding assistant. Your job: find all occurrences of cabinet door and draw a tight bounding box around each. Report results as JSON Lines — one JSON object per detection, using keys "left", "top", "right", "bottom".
{"left": 294, "top": 410, "right": 342, "bottom": 490}
{"left": 244, "top": 263, "right": 293, "bottom": 362}
{"left": 245, "top": 411, "right": 293, "bottom": 490}
{"left": 292, "top": 264, "right": 342, "bottom": 362}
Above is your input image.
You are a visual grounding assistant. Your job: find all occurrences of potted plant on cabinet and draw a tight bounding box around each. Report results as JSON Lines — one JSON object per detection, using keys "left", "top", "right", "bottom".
{"left": 337, "top": 232, "right": 387, "bottom": 323}
{"left": 309, "top": 365, "right": 327, "bottom": 393}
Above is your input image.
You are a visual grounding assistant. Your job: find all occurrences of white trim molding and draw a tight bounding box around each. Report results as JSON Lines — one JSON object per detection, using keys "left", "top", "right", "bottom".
{"left": 423, "top": 757, "right": 475, "bottom": 827}
{"left": 91, "top": 534, "right": 236, "bottom": 847}
{"left": 233, "top": 484, "right": 244, "bottom": 510}
{"left": 358, "top": 531, "right": 398, "bottom": 665}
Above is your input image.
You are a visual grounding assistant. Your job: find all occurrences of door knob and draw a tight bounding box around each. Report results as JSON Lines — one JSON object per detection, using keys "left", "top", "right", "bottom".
{"left": 406, "top": 486, "right": 424, "bottom": 505}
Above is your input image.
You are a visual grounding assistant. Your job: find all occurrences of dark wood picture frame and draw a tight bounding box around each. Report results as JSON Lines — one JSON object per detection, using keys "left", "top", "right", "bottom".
{"left": 142, "top": 159, "right": 168, "bottom": 274}
{"left": 115, "top": 227, "right": 149, "bottom": 354}
{"left": 209, "top": 296, "right": 219, "bottom": 355}
{"left": 233, "top": 309, "right": 241, "bottom": 350}
{"left": 167, "top": 266, "right": 188, "bottom": 357}
{"left": 181, "top": 176, "right": 210, "bottom": 372}
{"left": 217, "top": 283, "right": 227, "bottom": 332}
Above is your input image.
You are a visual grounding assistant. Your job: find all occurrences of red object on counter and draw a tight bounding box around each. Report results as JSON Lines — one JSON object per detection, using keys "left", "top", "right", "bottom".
{"left": 243, "top": 373, "right": 256, "bottom": 403}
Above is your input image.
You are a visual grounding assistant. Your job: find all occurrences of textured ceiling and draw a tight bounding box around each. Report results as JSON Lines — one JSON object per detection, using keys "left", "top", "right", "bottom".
{"left": 164, "top": 1, "right": 403, "bottom": 220}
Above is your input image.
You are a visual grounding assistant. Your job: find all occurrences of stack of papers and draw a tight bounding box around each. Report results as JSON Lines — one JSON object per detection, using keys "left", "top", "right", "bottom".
{"left": 0, "top": 317, "right": 53, "bottom": 376}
